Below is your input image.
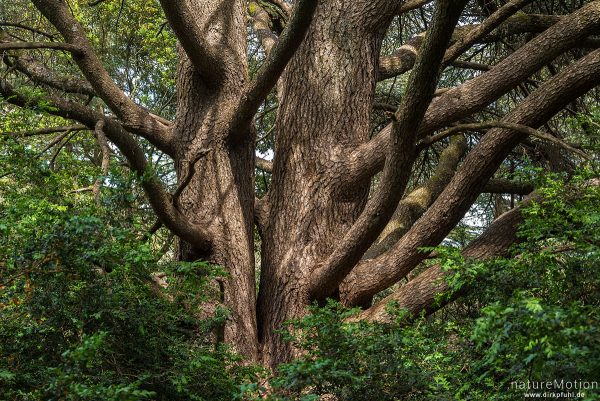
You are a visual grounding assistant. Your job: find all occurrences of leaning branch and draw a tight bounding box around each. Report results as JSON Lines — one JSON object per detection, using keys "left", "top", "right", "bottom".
{"left": 420, "top": 121, "right": 589, "bottom": 159}
{"left": 359, "top": 179, "right": 599, "bottom": 322}
{"left": 363, "top": 136, "right": 467, "bottom": 260}
{"left": 172, "top": 148, "right": 211, "bottom": 209}
{"left": 310, "top": 0, "right": 469, "bottom": 300}
{"left": 357, "top": 197, "right": 531, "bottom": 322}
{"left": 378, "top": 14, "right": 561, "bottom": 81}
{"left": 250, "top": 2, "right": 279, "bottom": 56}
{"left": 31, "top": 0, "right": 174, "bottom": 155}
{"left": 340, "top": 46, "right": 600, "bottom": 307}
{"left": 229, "top": 0, "right": 318, "bottom": 141}
{"left": 344, "top": 2, "right": 600, "bottom": 188}
{"left": 442, "top": 0, "right": 534, "bottom": 66}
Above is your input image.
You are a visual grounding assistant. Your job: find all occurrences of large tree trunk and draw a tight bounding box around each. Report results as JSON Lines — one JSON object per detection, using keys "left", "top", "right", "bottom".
{"left": 172, "top": 0, "right": 259, "bottom": 360}
{"left": 256, "top": 0, "right": 391, "bottom": 368}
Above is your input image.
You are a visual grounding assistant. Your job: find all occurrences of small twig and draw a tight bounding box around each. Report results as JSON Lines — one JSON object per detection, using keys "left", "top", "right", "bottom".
{"left": 172, "top": 148, "right": 211, "bottom": 209}
{"left": 92, "top": 120, "right": 110, "bottom": 204}
{"left": 419, "top": 121, "right": 590, "bottom": 160}
{"left": 49, "top": 130, "right": 80, "bottom": 170}
{"left": 37, "top": 130, "right": 72, "bottom": 155}
{"left": 0, "top": 41, "right": 83, "bottom": 55}
{"left": 0, "top": 22, "right": 55, "bottom": 39}
{"left": 1, "top": 124, "right": 87, "bottom": 138}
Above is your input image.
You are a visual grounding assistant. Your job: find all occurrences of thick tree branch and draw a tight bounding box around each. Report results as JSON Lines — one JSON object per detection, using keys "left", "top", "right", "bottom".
{"left": 363, "top": 136, "right": 467, "bottom": 260}
{"left": 229, "top": 0, "right": 318, "bottom": 140}
{"left": 310, "top": 0, "right": 469, "bottom": 300}
{"left": 358, "top": 179, "right": 599, "bottom": 322}
{"left": 358, "top": 197, "right": 531, "bottom": 322}
{"left": 0, "top": 78, "right": 213, "bottom": 251}
{"left": 396, "top": 0, "right": 432, "bottom": 15}
{"left": 31, "top": 0, "right": 174, "bottom": 155}
{"left": 340, "top": 46, "right": 600, "bottom": 307}
{"left": 442, "top": 0, "right": 534, "bottom": 66}
{"left": 0, "top": 41, "right": 83, "bottom": 54}
{"left": 250, "top": 2, "right": 279, "bottom": 56}
{"left": 255, "top": 156, "right": 273, "bottom": 173}
{"left": 157, "top": 0, "right": 232, "bottom": 87}
{"left": 3, "top": 53, "right": 96, "bottom": 96}
{"left": 378, "top": 14, "right": 561, "bottom": 81}
{"left": 345, "top": 2, "right": 600, "bottom": 188}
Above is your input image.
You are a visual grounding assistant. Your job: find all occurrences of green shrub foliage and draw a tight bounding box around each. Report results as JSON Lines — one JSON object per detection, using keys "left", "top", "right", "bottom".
{"left": 0, "top": 144, "right": 259, "bottom": 400}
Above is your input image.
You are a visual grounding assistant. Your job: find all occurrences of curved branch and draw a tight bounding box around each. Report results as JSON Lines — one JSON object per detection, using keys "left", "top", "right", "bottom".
{"left": 0, "top": 78, "right": 213, "bottom": 252}
{"left": 230, "top": 0, "right": 318, "bottom": 140}
{"left": 4, "top": 53, "right": 95, "bottom": 96}
{"left": 31, "top": 0, "right": 174, "bottom": 155}
{"left": 340, "top": 46, "right": 600, "bottom": 307}
{"left": 310, "top": 0, "right": 469, "bottom": 300}
{"left": 363, "top": 136, "right": 467, "bottom": 260}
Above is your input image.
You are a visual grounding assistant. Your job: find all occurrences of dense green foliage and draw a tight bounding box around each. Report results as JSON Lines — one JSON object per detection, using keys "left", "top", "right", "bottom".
{"left": 0, "top": 143, "right": 259, "bottom": 400}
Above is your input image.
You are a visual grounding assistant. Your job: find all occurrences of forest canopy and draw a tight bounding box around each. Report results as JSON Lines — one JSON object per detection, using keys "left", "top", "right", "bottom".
{"left": 1, "top": 0, "right": 599, "bottom": 399}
